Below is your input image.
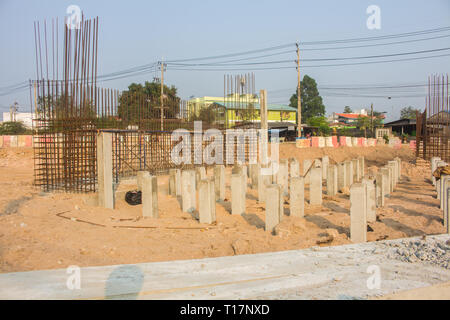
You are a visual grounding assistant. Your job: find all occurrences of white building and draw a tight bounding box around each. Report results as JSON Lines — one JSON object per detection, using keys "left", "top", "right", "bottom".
{"left": 2, "top": 112, "right": 35, "bottom": 128}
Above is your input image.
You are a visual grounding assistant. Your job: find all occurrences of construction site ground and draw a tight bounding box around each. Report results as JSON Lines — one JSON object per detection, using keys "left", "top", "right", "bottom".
{"left": 0, "top": 144, "right": 447, "bottom": 275}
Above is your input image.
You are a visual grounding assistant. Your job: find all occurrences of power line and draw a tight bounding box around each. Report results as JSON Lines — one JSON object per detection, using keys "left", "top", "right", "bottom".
{"left": 168, "top": 47, "right": 450, "bottom": 66}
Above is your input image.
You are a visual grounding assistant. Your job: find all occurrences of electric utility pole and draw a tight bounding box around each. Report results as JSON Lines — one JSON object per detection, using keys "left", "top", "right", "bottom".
{"left": 159, "top": 59, "right": 168, "bottom": 131}
{"left": 296, "top": 42, "right": 302, "bottom": 137}
{"left": 370, "top": 103, "right": 374, "bottom": 137}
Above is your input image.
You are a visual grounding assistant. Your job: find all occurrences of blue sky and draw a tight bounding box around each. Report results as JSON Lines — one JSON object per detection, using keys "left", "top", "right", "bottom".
{"left": 0, "top": 0, "right": 449, "bottom": 121}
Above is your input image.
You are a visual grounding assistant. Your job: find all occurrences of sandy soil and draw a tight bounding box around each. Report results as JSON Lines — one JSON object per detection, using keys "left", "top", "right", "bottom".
{"left": 0, "top": 145, "right": 445, "bottom": 273}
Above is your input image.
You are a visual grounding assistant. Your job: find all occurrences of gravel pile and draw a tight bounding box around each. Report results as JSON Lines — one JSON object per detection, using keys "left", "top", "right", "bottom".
{"left": 382, "top": 237, "right": 450, "bottom": 269}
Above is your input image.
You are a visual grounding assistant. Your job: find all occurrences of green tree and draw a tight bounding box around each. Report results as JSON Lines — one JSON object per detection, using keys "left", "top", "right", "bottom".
{"left": 118, "top": 81, "right": 180, "bottom": 122}
{"left": 306, "top": 116, "right": 331, "bottom": 136}
{"left": 289, "top": 75, "right": 325, "bottom": 123}
{"left": 0, "top": 121, "right": 30, "bottom": 135}
{"left": 343, "top": 106, "right": 353, "bottom": 113}
{"left": 400, "top": 106, "right": 418, "bottom": 119}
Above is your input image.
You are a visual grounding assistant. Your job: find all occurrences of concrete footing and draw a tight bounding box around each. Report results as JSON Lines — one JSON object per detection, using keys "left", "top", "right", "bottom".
{"left": 350, "top": 183, "right": 367, "bottom": 243}
{"left": 258, "top": 172, "right": 271, "bottom": 204}
{"left": 303, "top": 159, "right": 312, "bottom": 184}
{"left": 289, "top": 158, "right": 300, "bottom": 178}
{"left": 231, "top": 173, "right": 246, "bottom": 215}
{"left": 277, "top": 159, "right": 289, "bottom": 196}
{"left": 181, "top": 170, "right": 196, "bottom": 212}
{"left": 337, "top": 162, "right": 346, "bottom": 191}
{"left": 168, "top": 169, "right": 181, "bottom": 197}
{"left": 198, "top": 178, "right": 216, "bottom": 224}
{"left": 214, "top": 165, "right": 226, "bottom": 201}
{"left": 352, "top": 159, "right": 359, "bottom": 182}
{"left": 142, "top": 173, "right": 158, "bottom": 218}
{"left": 195, "top": 167, "right": 206, "bottom": 189}
{"left": 345, "top": 161, "right": 353, "bottom": 187}
{"left": 321, "top": 156, "right": 329, "bottom": 180}
{"left": 310, "top": 167, "right": 323, "bottom": 205}
{"left": 388, "top": 161, "right": 396, "bottom": 191}
{"left": 363, "top": 178, "right": 376, "bottom": 223}
{"left": 326, "top": 164, "right": 338, "bottom": 196}
{"left": 265, "top": 184, "right": 280, "bottom": 233}
{"left": 358, "top": 156, "right": 365, "bottom": 179}
{"left": 290, "top": 177, "right": 304, "bottom": 217}
{"left": 375, "top": 171, "right": 385, "bottom": 207}
{"left": 431, "top": 157, "right": 441, "bottom": 186}
{"left": 97, "top": 132, "right": 114, "bottom": 209}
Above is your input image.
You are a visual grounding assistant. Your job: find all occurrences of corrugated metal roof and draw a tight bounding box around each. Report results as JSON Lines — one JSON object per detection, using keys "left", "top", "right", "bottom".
{"left": 212, "top": 101, "right": 296, "bottom": 112}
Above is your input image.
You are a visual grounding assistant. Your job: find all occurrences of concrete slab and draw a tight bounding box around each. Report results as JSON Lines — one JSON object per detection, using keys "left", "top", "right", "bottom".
{"left": 1, "top": 235, "right": 449, "bottom": 300}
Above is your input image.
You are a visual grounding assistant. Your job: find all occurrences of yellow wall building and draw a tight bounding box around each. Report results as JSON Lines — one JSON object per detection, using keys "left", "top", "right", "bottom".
{"left": 187, "top": 96, "right": 296, "bottom": 128}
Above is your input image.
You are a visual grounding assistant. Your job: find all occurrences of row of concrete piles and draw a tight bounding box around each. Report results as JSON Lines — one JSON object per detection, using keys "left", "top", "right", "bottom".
{"left": 349, "top": 157, "right": 402, "bottom": 243}
{"left": 431, "top": 157, "right": 450, "bottom": 234}
{"left": 97, "top": 132, "right": 405, "bottom": 240}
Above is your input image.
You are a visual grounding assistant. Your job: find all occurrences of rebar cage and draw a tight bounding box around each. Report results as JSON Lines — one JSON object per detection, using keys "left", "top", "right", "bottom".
{"left": 416, "top": 74, "right": 450, "bottom": 162}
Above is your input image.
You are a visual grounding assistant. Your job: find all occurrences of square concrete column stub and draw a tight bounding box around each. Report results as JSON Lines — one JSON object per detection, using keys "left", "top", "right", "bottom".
{"left": 380, "top": 167, "right": 390, "bottom": 197}
{"left": 431, "top": 157, "right": 441, "bottom": 186}
{"left": 358, "top": 156, "right": 365, "bottom": 178}
{"left": 337, "top": 162, "right": 347, "bottom": 192}
{"left": 303, "top": 159, "right": 312, "bottom": 185}
{"left": 277, "top": 159, "right": 289, "bottom": 196}
{"left": 195, "top": 167, "right": 207, "bottom": 189}
{"left": 375, "top": 172, "right": 385, "bottom": 207}
{"left": 265, "top": 184, "right": 280, "bottom": 233}
{"left": 97, "top": 132, "right": 114, "bottom": 209}
{"left": 446, "top": 187, "right": 450, "bottom": 234}
{"left": 327, "top": 164, "right": 338, "bottom": 196}
{"left": 310, "top": 167, "right": 323, "bottom": 205}
{"left": 198, "top": 178, "right": 216, "bottom": 224}
{"left": 249, "top": 163, "right": 259, "bottom": 189}
{"left": 258, "top": 171, "right": 271, "bottom": 204}
{"left": 168, "top": 169, "right": 180, "bottom": 196}
{"left": 345, "top": 161, "right": 353, "bottom": 187}
{"left": 350, "top": 183, "right": 367, "bottom": 243}
{"left": 290, "top": 158, "right": 300, "bottom": 178}
{"left": 181, "top": 170, "right": 196, "bottom": 213}
{"left": 214, "top": 165, "right": 226, "bottom": 201}
{"left": 290, "top": 176, "right": 304, "bottom": 217}
{"left": 321, "top": 156, "right": 329, "bottom": 180}
{"left": 363, "top": 178, "right": 376, "bottom": 223}
{"left": 440, "top": 175, "right": 450, "bottom": 212}
{"left": 388, "top": 162, "right": 396, "bottom": 191}
{"left": 142, "top": 174, "right": 158, "bottom": 218}
{"left": 352, "top": 159, "right": 359, "bottom": 182}
{"left": 231, "top": 173, "right": 245, "bottom": 215}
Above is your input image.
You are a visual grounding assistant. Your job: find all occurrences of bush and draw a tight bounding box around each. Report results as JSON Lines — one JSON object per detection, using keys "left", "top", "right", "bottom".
{"left": 0, "top": 121, "right": 30, "bottom": 135}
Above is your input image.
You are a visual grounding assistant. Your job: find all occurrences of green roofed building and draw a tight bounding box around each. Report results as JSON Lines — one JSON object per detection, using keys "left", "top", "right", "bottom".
{"left": 187, "top": 95, "right": 296, "bottom": 129}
